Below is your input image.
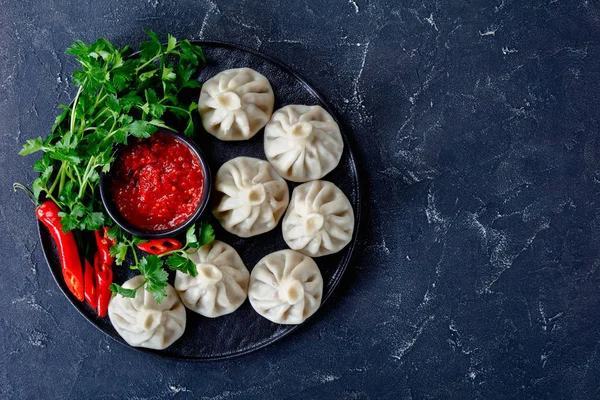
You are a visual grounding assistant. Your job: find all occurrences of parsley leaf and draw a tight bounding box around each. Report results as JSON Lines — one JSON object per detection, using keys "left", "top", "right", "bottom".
{"left": 113, "top": 128, "right": 128, "bottom": 144}
{"left": 110, "top": 242, "right": 129, "bottom": 265}
{"left": 185, "top": 224, "right": 198, "bottom": 247}
{"left": 109, "top": 283, "right": 137, "bottom": 298}
{"left": 161, "top": 66, "right": 176, "bottom": 82}
{"left": 70, "top": 203, "right": 86, "bottom": 218}
{"left": 51, "top": 148, "right": 81, "bottom": 164}
{"left": 107, "top": 225, "right": 124, "bottom": 241}
{"left": 167, "top": 34, "right": 177, "bottom": 52}
{"left": 19, "top": 137, "right": 45, "bottom": 155}
{"left": 178, "top": 40, "right": 199, "bottom": 66}
{"left": 139, "top": 70, "right": 156, "bottom": 81}
{"left": 65, "top": 40, "right": 89, "bottom": 58}
{"left": 58, "top": 181, "right": 77, "bottom": 205}
{"left": 183, "top": 115, "right": 195, "bottom": 137}
{"left": 129, "top": 120, "right": 157, "bottom": 138}
{"left": 33, "top": 156, "right": 51, "bottom": 173}
{"left": 166, "top": 253, "right": 198, "bottom": 276}
{"left": 52, "top": 107, "right": 70, "bottom": 133}
{"left": 132, "top": 236, "right": 148, "bottom": 245}
{"left": 31, "top": 178, "right": 44, "bottom": 201}
{"left": 198, "top": 221, "right": 215, "bottom": 246}
{"left": 58, "top": 211, "right": 80, "bottom": 233}
{"left": 138, "top": 255, "right": 167, "bottom": 280}
{"left": 106, "top": 94, "right": 121, "bottom": 113}
{"left": 40, "top": 165, "right": 54, "bottom": 182}
{"left": 81, "top": 211, "right": 105, "bottom": 231}
{"left": 138, "top": 255, "right": 169, "bottom": 303}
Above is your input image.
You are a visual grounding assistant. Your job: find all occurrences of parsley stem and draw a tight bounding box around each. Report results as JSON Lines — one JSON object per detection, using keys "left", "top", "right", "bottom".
{"left": 98, "top": 122, "right": 119, "bottom": 147}
{"left": 64, "top": 165, "right": 77, "bottom": 184}
{"left": 163, "top": 105, "right": 189, "bottom": 114}
{"left": 48, "top": 162, "right": 64, "bottom": 196}
{"left": 94, "top": 88, "right": 105, "bottom": 109}
{"left": 45, "top": 192, "right": 60, "bottom": 205}
{"left": 90, "top": 108, "right": 110, "bottom": 125}
{"left": 41, "top": 179, "right": 60, "bottom": 205}
{"left": 94, "top": 94, "right": 108, "bottom": 111}
{"left": 108, "top": 118, "right": 117, "bottom": 136}
{"left": 135, "top": 51, "right": 167, "bottom": 73}
{"left": 73, "top": 167, "right": 82, "bottom": 187}
{"left": 129, "top": 241, "right": 140, "bottom": 266}
{"left": 77, "top": 156, "right": 96, "bottom": 200}
{"left": 78, "top": 116, "right": 86, "bottom": 135}
{"left": 48, "top": 162, "right": 67, "bottom": 198}
{"left": 69, "top": 86, "right": 83, "bottom": 135}
{"left": 157, "top": 248, "right": 186, "bottom": 259}
{"left": 58, "top": 165, "right": 66, "bottom": 196}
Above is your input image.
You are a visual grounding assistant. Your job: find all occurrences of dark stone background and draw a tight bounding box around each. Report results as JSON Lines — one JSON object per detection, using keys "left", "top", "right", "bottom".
{"left": 1, "top": 0, "right": 599, "bottom": 398}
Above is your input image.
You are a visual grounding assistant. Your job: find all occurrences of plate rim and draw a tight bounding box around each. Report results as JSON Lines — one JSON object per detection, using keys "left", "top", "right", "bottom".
{"left": 38, "top": 39, "right": 363, "bottom": 361}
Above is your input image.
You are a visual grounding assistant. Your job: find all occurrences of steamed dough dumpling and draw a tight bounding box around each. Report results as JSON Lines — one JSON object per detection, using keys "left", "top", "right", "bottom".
{"left": 249, "top": 250, "right": 323, "bottom": 324}
{"left": 108, "top": 276, "right": 186, "bottom": 350}
{"left": 212, "top": 157, "right": 290, "bottom": 237}
{"left": 174, "top": 240, "right": 249, "bottom": 317}
{"left": 282, "top": 180, "right": 354, "bottom": 257}
{"left": 264, "top": 105, "right": 343, "bottom": 182}
{"left": 198, "top": 68, "right": 274, "bottom": 141}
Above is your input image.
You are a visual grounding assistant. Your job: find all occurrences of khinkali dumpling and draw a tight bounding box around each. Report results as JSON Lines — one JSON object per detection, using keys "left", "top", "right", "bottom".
{"left": 198, "top": 68, "right": 274, "bottom": 141}
{"left": 213, "top": 157, "right": 290, "bottom": 237}
{"left": 249, "top": 250, "right": 323, "bottom": 324}
{"left": 282, "top": 180, "right": 354, "bottom": 257}
{"left": 174, "top": 240, "right": 249, "bottom": 317}
{"left": 108, "top": 276, "right": 186, "bottom": 350}
{"left": 264, "top": 105, "right": 343, "bottom": 182}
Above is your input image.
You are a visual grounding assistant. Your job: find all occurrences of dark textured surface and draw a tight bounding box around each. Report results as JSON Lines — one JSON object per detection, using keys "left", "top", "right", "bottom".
{"left": 40, "top": 42, "right": 362, "bottom": 360}
{"left": 1, "top": 0, "right": 600, "bottom": 398}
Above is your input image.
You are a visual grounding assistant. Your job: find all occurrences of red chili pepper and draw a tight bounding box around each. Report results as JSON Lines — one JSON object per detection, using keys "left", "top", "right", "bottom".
{"left": 94, "top": 252, "right": 113, "bottom": 318}
{"left": 84, "top": 258, "right": 97, "bottom": 306}
{"left": 137, "top": 238, "right": 182, "bottom": 255}
{"left": 36, "top": 201, "right": 84, "bottom": 301}
{"left": 94, "top": 227, "right": 115, "bottom": 266}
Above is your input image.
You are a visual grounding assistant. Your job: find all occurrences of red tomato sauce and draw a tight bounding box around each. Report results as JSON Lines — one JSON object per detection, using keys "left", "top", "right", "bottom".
{"left": 109, "top": 133, "right": 204, "bottom": 232}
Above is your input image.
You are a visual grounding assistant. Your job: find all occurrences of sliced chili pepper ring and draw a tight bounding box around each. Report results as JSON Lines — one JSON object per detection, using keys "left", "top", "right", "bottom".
{"left": 95, "top": 229, "right": 114, "bottom": 266}
{"left": 137, "top": 238, "right": 182, "bottom": 255}
{"left": 95, "top": 252, "right": 113, "bottom": 318}
{"left": 84, "top": 258, "right": 97, "bottom": 306}
{"left": 62, "top": 268, "right": 84, "bottom": 302}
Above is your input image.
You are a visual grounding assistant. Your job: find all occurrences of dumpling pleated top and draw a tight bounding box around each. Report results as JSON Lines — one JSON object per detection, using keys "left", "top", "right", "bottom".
{"left": 249, "top": 250, "right": 323, "bottom": 325}
{"left": 264, "top": 105, "right": 343, "bottom": 182}
{"left": 282, "top": 180, "right": 354, "bottom": 257}
{"left": 212, "top": 157, "right": 290, "bottom": 238}
{"left": 108, "top": 276, "right": 186, "bottom": 350}
{"left": 198, "top": 68, "right": 274, "bottom": 141}
{"left": 174, "top": 240, "right": 249, "bottom": 318}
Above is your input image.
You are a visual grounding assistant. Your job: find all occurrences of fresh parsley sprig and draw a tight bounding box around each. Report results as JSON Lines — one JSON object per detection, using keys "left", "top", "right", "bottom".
{"left": 18, "top": 31, "right": 210, "bottom": 304}
{"left": 108, "top": 222, "right": 215, "bottom": 303}
{"left": 19, "top": 31, "right": 205, "bottom": 233}
{"left": 165, "top": 221, "right": 216, "bottom": 276}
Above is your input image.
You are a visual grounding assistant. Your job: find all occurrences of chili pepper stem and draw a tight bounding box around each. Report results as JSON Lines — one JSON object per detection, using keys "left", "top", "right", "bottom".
{"left": 13, "top": 182, "right": 37, "bottom": 204}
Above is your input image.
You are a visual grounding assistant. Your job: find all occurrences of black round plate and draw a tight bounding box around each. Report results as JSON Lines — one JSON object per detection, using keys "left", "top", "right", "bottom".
{"left": 39, "top": 41, "right": 362, "bottom": 360}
